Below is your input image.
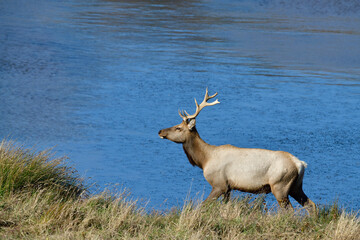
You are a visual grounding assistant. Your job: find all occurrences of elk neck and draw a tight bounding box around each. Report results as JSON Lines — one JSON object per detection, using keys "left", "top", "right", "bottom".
{"left": 182, "top": 128, "right": 214, "bottom": 170}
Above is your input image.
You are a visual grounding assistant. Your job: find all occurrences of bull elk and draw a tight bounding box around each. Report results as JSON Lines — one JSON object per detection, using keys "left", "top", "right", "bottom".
{"left": 158, "top": 88, "right": 316, "bottom": 211}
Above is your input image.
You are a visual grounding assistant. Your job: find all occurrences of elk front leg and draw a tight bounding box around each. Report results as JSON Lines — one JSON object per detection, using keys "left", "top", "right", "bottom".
{"left": 204, "top": 187, "right": 225, "bottom": 202}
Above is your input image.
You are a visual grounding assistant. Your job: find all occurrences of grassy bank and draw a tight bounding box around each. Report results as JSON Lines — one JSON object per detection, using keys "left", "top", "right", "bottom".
{"left": 0, "top": 140, "right": 359, "bottom": 239}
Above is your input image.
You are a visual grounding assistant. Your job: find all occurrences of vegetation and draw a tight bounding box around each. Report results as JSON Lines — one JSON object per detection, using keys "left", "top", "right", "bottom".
{"left": 0, "top": 139, "right": 359, "bottom": 239}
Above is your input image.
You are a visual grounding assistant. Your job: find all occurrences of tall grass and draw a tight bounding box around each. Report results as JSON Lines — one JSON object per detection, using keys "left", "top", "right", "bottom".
{"left": 0, "top": 139, "right": 359, "bottom": 239}
{"left": 0, "top": 139, "right": 86, "bottom": 198}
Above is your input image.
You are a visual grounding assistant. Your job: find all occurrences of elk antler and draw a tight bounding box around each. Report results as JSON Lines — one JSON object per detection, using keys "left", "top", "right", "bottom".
{"left": 179, "top": 88, "right": 220, "bottom": 121}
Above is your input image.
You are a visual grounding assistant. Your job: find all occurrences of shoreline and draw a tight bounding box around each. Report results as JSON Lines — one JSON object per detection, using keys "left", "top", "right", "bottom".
{"left": 0, "top": 139, "right": 359, "bottom": 239}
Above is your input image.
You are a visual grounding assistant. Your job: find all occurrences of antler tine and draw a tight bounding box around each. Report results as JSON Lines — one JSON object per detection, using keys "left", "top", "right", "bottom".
{"left": 203, "top": 87, "right": 218, "bottom": 103}
{"left": 184, "top": 110, "right": 190, "bottom": 116}
{"left": 194, "top": 98, "right": 199, "bottom": 109}
{"left": 178, "top": 109, "right": 187, "bottom": 121}
{"left": 208, "top": 92, "right": 218, "bottom": 100}
{"left": 198, "top": 88, "right": 220, "bottom": 109}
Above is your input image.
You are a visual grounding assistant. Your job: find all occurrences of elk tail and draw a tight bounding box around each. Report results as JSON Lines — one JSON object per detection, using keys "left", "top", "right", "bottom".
{"left": 291, "top": 156, "right": 307, "bottom": 188}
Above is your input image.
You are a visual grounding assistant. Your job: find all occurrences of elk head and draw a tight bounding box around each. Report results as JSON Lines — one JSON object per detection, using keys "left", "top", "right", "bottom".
{"left": 158, "top": 88, "right": 220, "bottom": 143}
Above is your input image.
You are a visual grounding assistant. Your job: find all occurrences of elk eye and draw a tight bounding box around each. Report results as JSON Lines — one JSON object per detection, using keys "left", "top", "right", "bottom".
{"left": 175, "top": 127, "right": 182, "bottom": 131}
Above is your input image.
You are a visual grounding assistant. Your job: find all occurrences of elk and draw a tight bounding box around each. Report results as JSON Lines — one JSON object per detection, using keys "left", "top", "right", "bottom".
{"left": 158, "top": 88, "right": 316, "bottom": 211}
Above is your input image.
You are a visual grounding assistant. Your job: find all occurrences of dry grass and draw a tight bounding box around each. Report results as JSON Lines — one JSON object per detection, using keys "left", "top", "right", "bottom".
{"left": 0, "top": 139, "right": 359, "bottom": 239}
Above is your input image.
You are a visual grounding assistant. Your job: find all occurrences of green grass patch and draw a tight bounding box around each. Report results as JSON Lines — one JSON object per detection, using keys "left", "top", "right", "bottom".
{"left": 0, "top": 140, "right": 86, "bottom": 200}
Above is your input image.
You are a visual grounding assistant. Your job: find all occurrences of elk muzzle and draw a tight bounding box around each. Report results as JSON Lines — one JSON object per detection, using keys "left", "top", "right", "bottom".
{"left": 158, "top": 129, "right": 167, "bottom": 139}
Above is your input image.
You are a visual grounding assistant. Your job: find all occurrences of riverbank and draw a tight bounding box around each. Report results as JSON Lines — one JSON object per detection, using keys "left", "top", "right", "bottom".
{"left": 0, "top": 140, "right": 358, "bottom": 239}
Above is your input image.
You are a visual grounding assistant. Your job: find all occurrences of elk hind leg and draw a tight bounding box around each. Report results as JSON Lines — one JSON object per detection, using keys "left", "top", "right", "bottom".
{"left": 289, "top": 188, "right": 316, "bottom": 213}
{"left": 223, "top": 189, "right": 231, "bottom": 203}
{"left": 271, "top": 183, "right": 293, "bottom": 210}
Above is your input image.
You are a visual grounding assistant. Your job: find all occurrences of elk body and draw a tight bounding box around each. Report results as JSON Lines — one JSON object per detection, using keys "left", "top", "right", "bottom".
{"left": 158, "top": 89, "right": 316, "bottom": 211}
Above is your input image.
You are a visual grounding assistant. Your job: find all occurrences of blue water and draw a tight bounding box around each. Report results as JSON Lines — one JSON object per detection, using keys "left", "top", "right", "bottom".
{"left": 1, "top": 0, "right": 359, "bottom": 210}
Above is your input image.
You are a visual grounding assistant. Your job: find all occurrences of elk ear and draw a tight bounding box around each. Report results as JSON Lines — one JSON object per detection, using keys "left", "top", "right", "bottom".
{"left": 187, "top": 119, "right": 196, "bottom": 130}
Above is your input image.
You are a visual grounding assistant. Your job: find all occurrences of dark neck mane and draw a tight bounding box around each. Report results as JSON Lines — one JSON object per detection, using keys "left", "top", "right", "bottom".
{"left": 182, "top": 128, "right": 213, "bottom": 169}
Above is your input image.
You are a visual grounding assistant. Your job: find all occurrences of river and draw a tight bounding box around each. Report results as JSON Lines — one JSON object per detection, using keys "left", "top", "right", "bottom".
{"left": 1, "top": 0, "right": 359, "bottom": 210}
